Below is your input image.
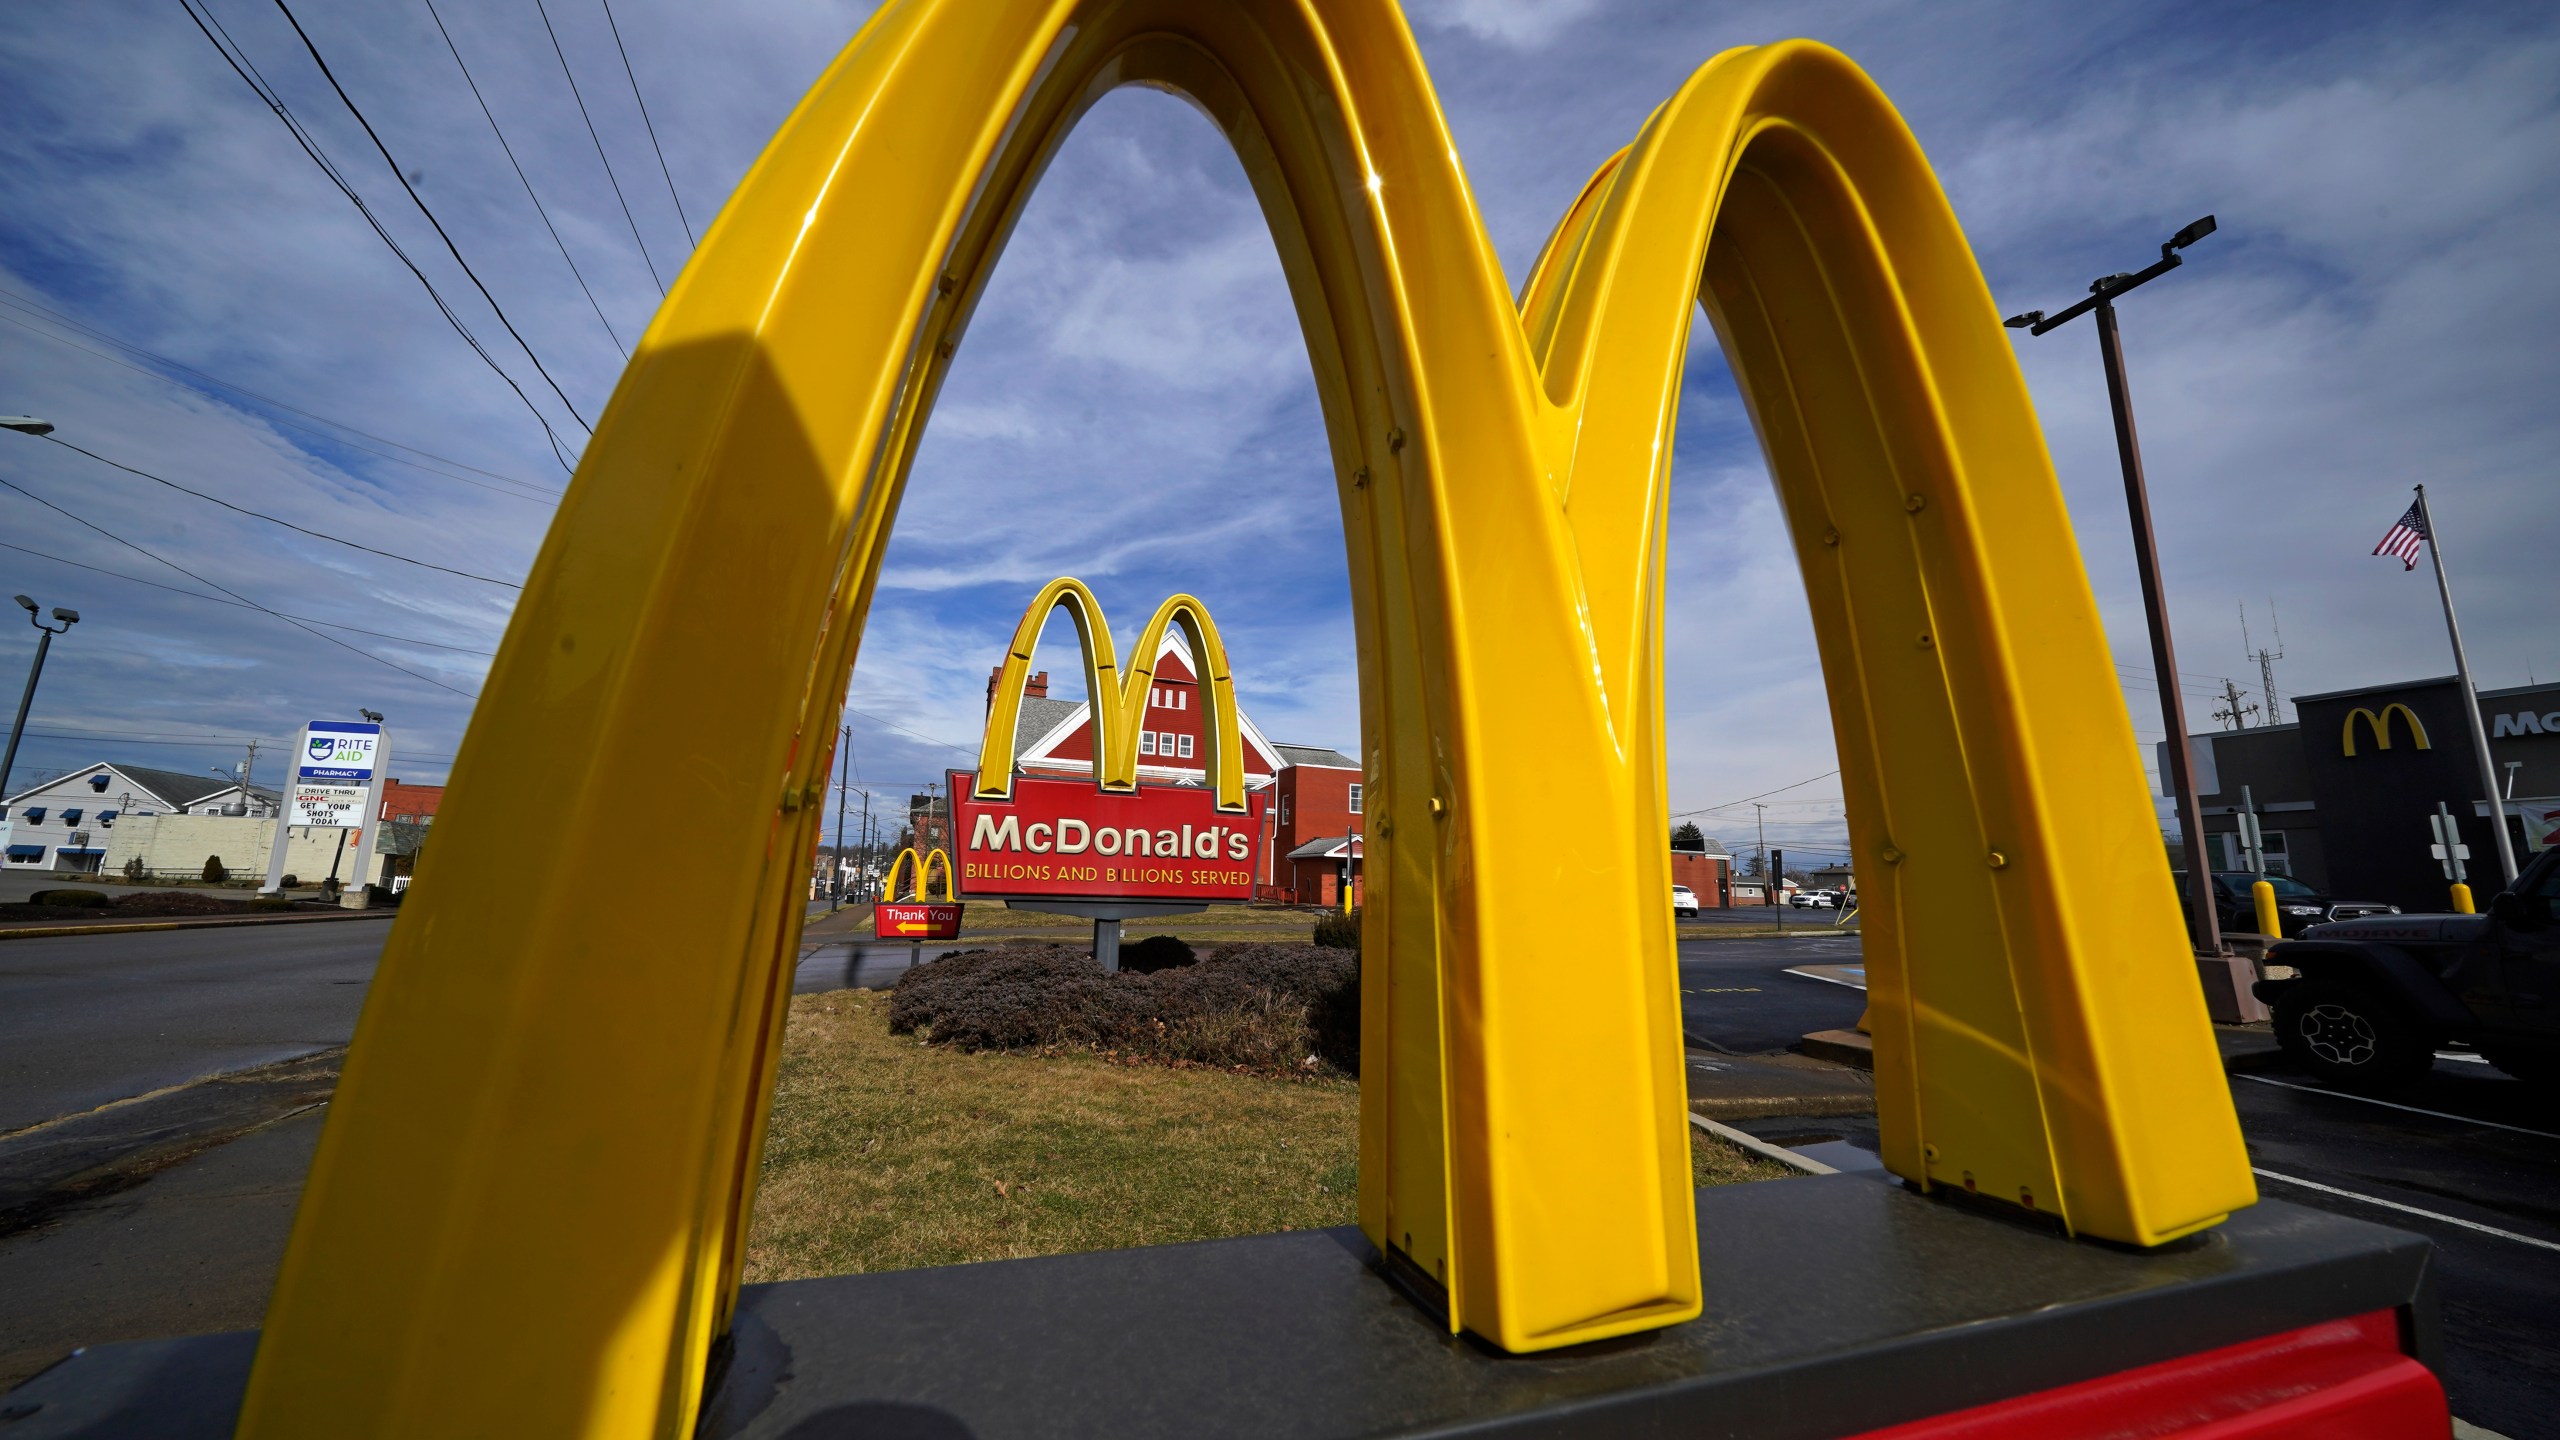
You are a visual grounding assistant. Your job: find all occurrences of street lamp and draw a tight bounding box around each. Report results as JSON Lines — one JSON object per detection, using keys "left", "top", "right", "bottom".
{"left": 0, "top": 417, "right": 54, "bottom": 436}
{"left": 2, "top": 595, "right": 80, "bottom": 801}
{"left": 2004, "top": 215, "right": 2223, "bottom": 956}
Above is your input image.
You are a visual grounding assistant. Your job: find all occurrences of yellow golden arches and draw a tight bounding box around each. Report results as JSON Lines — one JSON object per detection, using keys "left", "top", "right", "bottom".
{"left": 974, "top": 579, "right": 1249, "bottom": 813}
{"left": 882, "top": 846, "right": 954, "bottom": 902}
{"left": 230, "top": 2, "right": 2256, "bottom": 1431}
{"left": 2343, "top": 703, "right": 2432, "bottom": 756}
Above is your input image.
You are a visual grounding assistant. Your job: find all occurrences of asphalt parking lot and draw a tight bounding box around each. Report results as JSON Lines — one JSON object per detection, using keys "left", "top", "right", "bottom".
{"left": 1683, "top": 934, "right": 2556, "bottom": 1438}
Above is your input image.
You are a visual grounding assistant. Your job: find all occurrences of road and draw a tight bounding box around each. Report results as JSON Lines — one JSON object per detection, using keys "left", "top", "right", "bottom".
{"left": 1683, "top": 934, "right": 2554, "bottom": 1438}
{"left": 1676, "top": 932, "right": 1867, "bottom": 1052}
{"left": 0, "top": 922, "right": 388, "bottom": 1135}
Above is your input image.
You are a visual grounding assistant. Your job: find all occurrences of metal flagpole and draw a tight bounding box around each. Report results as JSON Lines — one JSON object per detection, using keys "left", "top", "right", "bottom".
{"left": 2412, "top": 485, "right": 2518, "bottom": 885}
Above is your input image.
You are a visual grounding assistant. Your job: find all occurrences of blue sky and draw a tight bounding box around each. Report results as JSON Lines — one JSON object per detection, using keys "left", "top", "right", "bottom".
{"left": 2, "top": 0, "right": 2554, "bottom": 864}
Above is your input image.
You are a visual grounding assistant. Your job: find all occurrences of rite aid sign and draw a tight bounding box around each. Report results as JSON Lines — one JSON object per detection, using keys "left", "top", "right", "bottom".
{"left": 298, "top": 721, "right": 382, "bottom": 782}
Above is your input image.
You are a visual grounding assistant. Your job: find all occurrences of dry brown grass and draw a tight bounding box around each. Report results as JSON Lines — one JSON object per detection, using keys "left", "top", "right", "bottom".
{"left": 746, "top": 988, "right": 1786, "bottom": 1282}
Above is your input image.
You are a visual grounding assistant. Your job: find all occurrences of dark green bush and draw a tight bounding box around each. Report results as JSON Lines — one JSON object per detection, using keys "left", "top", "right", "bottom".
{"left": 889, "top": 941, "right": 1359, "bottom": 1074}
{"left": 1312, "top": 906, "right": 1361, "bottom": 952}
{"left": 201, "top": 855, "right": 228, "bottom": 884}
{"left": 279, "top": 873, "right": 300, "bottom": 889}
{"left": 29, "top": 889, "right": 110, "bottom": 908}
{"left": 121, "top": 856, "right": 146, "bottom": 883}
{"left": 1118, "top": 934, "right": 1196, "bottom": 973}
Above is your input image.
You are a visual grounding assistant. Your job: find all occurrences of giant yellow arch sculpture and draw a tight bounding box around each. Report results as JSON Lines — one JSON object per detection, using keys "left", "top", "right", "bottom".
{"left": 239, "top": 1, "right": 2253, "bottom": 1433}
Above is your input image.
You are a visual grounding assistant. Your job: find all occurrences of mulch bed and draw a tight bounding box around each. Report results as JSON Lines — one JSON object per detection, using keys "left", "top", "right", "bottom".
{"left": 0, "top": 890, "right": 320, "bottom": 925}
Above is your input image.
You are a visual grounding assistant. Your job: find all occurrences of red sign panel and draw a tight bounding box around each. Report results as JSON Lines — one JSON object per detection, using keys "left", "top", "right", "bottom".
{"left": 875, "top": 902, "right": 963, "bottom": 940}
{"left": 947, "top": 769, "right": 1265, "bottom": 902}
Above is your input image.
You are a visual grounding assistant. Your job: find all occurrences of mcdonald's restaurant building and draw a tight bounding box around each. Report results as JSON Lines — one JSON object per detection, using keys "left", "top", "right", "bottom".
{"left": 2165, "top": 675, "right": 2560, "bottom": 912}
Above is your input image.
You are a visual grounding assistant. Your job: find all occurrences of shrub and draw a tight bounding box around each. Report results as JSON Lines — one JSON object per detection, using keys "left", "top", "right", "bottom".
{"left": 1118, "top": 933, "right": 1196, "bottom": 973}
{"left": 122, "top": 856, "right": 146, "bottom": 883}
{"left": 29, "top": 889, "right": 111, "bottom": 908}
{"left": 201, "top": 855, "right": 228, "bottom": 884}
{"left": 1312, "top": 906, "right": 1361, "bottom": 952}
{"left": 279, "top": 874, "right": 300, "bottom": 889}
{"left": 890, "top": 941, "right": 1360, "bottom": 1074}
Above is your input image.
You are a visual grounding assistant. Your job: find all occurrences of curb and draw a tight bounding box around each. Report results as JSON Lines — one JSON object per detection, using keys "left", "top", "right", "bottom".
{"left": 0, "top": 909, "right": 400, "bottom": 942}
{"left": 1687, "top": 1112, "right": 1837, "bottom": 1175}
{"left": 1798, "top": 1028, "right": 1874, "bottom": 1070}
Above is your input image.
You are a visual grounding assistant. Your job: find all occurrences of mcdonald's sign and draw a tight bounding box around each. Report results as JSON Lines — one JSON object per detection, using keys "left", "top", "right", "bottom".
{"left": 2342, "top": 703, "right": 2432, "bottom": 756}
{"left": 957, "top": 580, "right": 1268, "bottom": 903}
{"left": 239, "top": 3, "right": 2255, "bottom": 1428}
{"left": 875, "top": 847, "right": 962, "bottom": 939}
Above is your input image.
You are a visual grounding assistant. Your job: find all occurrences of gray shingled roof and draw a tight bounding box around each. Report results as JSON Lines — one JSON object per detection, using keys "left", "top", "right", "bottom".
{"left": 1008, "top": 696, "right": 1085, "bottom": 761}
{"left": 1287, "top": 834, "right": 1361, "bottom": 860}
{"left": 9, "top": 762, "right": 243, "bottom": 810}
{"left": 1674, "top": 836, "right": 1733, "bottom": 859}
{"left": 1272, "top": 743, "right": 1357, "bottom": 770}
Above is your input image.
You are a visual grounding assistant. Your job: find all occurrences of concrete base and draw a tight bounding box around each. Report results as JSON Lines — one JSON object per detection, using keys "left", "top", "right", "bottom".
{"left": 2197, "top": 950, "right": 2271, "bottom": 1025}
{"left": 2, "top": 1177, "right": 2440, "bottom": 1439}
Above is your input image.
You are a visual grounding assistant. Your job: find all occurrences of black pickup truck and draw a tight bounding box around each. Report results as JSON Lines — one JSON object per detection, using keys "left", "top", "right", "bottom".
{"left": 2257, "top": 845, "right": 2560, "bottom": 1090}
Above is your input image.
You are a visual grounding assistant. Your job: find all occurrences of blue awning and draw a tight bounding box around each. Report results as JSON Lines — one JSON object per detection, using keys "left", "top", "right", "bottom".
{"left": 6, "top": 845, "right": 44, "bottom": 859}
{"left": 60, "top": 809, "right": 81, "bottom": 825}
{"left": 20, "top": 808, "right": 43, "bottom": 824}
{"left": 97, "top": 810, "right": 119, "bottom": 824}
{"left": 54, "top": 848, "right": 105, "bottom": 858}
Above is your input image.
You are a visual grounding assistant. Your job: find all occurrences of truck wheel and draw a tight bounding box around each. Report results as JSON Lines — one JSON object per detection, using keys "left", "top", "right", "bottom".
{"left": 2273, "top": 981, "right": 2433, "bottom": 1093}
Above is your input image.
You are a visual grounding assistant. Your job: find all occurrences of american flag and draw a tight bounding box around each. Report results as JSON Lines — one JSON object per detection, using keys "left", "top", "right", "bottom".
{"left": 2372, "top": 500, "right": 2427, "bottom": 571}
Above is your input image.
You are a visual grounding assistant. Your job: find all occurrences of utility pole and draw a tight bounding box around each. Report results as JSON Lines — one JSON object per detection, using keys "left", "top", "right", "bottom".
{"left": 3, "top": 596, "right": 79, "bottom": 800}
{"left": 831, "top": 724, "right": 851, "bottom": 911}
{"left": 2211, "top": 679, "right": 2257, "bottom": 731}
{"left": 1753, "top": 802, "right": 1769, "bottom": 907}
{"left": 2006, "top": 214, "right": 2225, "bottom": 957}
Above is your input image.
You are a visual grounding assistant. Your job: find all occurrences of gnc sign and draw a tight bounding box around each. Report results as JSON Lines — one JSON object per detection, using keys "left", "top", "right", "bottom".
{"left": 954, "top": 578, "right": 1266, "bottom": 902}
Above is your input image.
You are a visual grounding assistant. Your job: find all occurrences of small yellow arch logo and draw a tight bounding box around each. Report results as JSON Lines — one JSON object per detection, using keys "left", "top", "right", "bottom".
{"left": 2341, "top": 703, "right": 2430, "bottom": 756}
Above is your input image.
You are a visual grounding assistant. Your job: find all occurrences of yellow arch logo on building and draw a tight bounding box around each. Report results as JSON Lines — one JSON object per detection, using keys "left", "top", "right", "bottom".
{"left": 2342, "top": 703, "right": 2430, "bottom": 756}
{"left": 881, "top": 846, "right": 954, "bottom": 901}
{"left": 240, "top": 3, "right": 2257, "bottom": 1427}
{"left": 974, "top": 578, "right": 1247, "bottom": 813}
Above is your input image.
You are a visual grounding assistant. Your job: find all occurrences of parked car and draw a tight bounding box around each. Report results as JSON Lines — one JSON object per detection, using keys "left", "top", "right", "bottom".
{"left": 1672, "top": 884, "right": 1699, "bottom": 920}
{"left": 1788, "top": 890, "right": 1835, "bottom": 908}
{"left": 2193, "top": 871, "right": 2398, "bottom": 938}
{"left": 2257, "top": 846, "right": 2560, "bottom": 1091}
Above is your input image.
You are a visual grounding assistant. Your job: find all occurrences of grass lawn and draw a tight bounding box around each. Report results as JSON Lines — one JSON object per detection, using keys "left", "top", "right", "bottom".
{"left": 745, "top": 988, "right": 1787, "bottom": 1282}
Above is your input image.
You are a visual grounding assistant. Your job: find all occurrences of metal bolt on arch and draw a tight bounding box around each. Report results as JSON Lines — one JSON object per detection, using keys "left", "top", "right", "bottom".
{"left": 237, "top": 2, "right": 2253, "bottom": 1433}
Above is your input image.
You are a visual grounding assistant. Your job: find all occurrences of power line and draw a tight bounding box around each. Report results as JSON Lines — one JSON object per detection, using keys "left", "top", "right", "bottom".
{"left": 177, "top": 0, "right": 585, "bottom": 475}
{"left": 530, "top": 0, "right": 666, "bottom": 294}
{"left": 267, "top": 0, "right": 598, "bottom": 433}
{"left": 0, "top": 472, "right": 478, "bottom": 698}
{"left": 596, "top": 0, "right": 696, "bottom": 248}
{"left": 0, "top": 289, "right": 559, "bottom": 501}
{"left": 417, "top": 0, "right": 629, "bottom": 357}
{"left": 1672, "top": 769, "right": 1840, "bottom": 820}
{"left": 0, "top": 539, "right": 498, "bottom": 655}
{"left": 36, "top": 433, "right": 523, "bottom": 589}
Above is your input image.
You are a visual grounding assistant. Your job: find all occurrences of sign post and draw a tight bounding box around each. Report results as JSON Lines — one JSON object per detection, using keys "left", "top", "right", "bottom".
{"left": 259, "top": 720, "right": 387, "bottom": 898}
{"left": 2430, "top": 801, "right": 2473, "bottom": 913}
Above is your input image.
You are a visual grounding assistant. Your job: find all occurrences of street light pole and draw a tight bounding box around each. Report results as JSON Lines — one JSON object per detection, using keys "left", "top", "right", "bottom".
{"left": 3, "top": 596, "right": 79, "bottom": 800}
{"left": 2006, "top": 215, "right": 2225, "bottom": 957}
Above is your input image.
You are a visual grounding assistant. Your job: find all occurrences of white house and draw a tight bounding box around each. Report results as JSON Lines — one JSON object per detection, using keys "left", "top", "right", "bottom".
{"left": 2, "top": 762, "right": 279, "bottom": 874}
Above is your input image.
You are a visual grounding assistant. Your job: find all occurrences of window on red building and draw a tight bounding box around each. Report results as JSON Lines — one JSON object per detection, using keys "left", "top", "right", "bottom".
{"left": 1348, "top": 783, "right": 1362, "bottom": 814}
